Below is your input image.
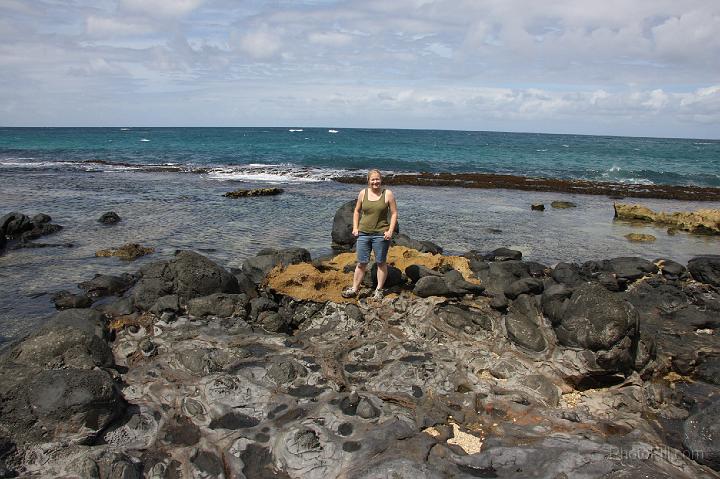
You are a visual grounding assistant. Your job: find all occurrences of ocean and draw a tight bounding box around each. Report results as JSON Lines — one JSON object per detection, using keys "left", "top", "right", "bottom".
{"left": 1, "top": 127, "right": 719, "bottom": 345}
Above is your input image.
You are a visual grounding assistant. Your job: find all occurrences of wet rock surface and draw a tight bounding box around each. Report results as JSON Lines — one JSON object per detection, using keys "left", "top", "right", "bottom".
{"left": 1, "top": 211, "right": 64, "bottom": 252}
{"left": 1, "top": 246, "right": 719, "bottom": 478}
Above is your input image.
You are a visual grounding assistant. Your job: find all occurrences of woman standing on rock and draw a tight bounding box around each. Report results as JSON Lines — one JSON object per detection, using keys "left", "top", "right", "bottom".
{"left": 342, "top": 169, "right": 398, "bottom": 301}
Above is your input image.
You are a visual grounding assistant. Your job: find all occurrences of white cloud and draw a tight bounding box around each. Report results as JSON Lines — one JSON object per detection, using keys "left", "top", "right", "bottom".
{"left": 235, "top": 26, "right": 283, "bottom": 59}
{"left": 307, "top": 31, "right": 353, "bottom": 46}
{"left": 86, "top": 15, "right": 155, "bottom": 38}
{"left": 119, "top": 0, "right": 205, "bottom": 18}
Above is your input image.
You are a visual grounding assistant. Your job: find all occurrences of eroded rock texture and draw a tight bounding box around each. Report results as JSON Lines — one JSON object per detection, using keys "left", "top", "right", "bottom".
{"left": 1, "top": 249, "right": 719, "bottom": 478}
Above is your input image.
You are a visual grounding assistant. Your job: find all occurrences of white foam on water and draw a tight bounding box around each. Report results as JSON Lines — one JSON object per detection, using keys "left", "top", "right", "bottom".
{"left": 202, "top": 164, "right": 352, "bottom": 183}
{"left": 140, "top": 138, "right": 150, "bottom": 142}
{"left": 328, "top": 129, "right": 339, "bottom": 133}
{"left": 288, "top": 129, "right": 304, "bottom": 132}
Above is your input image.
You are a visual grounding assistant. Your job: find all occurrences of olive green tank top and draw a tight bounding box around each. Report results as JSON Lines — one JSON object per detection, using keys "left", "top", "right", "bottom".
{"left": 359, "top": 188, "right": 390, "bottom": 233}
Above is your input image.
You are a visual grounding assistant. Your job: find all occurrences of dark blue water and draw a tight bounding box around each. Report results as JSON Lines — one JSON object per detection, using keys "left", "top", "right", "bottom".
{"left": 1, "top": 127, "right": 718, "bottom": 187}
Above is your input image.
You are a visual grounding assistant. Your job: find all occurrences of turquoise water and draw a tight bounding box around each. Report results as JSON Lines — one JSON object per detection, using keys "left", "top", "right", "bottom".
{"left": 1, "top": 127, "right": 719, "bottom": 186}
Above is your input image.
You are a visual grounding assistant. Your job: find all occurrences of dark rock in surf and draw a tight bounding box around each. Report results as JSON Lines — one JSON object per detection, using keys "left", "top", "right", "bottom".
{"left": 98, "top": 211, "right": 121, "bottom": 224}
{"left": 51, "top": 290, "right": 92, "bottom": 310}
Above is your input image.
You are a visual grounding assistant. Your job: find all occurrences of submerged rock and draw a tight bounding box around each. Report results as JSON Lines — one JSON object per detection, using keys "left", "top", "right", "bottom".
{"left": 223, "top": 187, "right": 284, "bottom": 198}
{"left": 96, "top": 242, "right": 155, "bottom": 260}
{"left": 98, "top": 211, "right": 121, "bottom": 224}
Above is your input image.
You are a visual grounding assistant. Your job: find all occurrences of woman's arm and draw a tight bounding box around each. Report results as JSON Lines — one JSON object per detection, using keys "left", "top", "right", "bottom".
{"left": 352, "top": 189, "right": 364, "bottom": 237}
{"left": 384, "top": 190, "right": 398, "bottom": 240}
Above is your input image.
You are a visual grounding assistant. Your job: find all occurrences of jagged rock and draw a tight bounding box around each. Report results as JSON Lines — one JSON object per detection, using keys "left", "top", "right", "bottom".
{"left": 601, "top": 257, "right": 658, "bottom": 284}
{"left": 0, "top": 309, "right": 113, "bottom": 372}
{"left": 150, "top": 294, "right": 181, "bottom": 315}
{"left": 413, "top": 270, "right": 483, "bottom": 298}
{"left": 98, "top": 211, "right": 121, "bottom": 224}
{"left": 405, "top": 264, "right": 442, "bottom": 283}
{"left": 223, "top": 187, "right": 284, "bottom": 198}
{"left": 79, "top": 273, "right": 136, "bottom": 298}
{"left": 531, "top": 203, "right": 545, "bottom": 211}
{"left": 551, "top": 262, "right": 583, "bottom": 286}
{"left": 242, "top": 247, "right": 312, "bottom": 284}
{"left": 0, "top": 368, "right": 124, "bottom": 447}
{"left": 554, "top": 283, "right": 639, "bottom": 373}
{"left": 504, "top": 277, "right": 544, "bottom": 299}
{"left": 186, "top": 293, "right": 248, "bottom": 318}
{"left": 51, "top": 290, "right": 92, "bottom": 310}
{"left": 132, "top": 251, "right": 239, "bottom": 310}
{"left": 1, "top": 212, "right": 63, "bottom": 246}
{"left": 541, "top": 283, "right": 573, "bottom": 325}
{"left": 229, "top": 269, "right": 258, "bottom": 298}
{"left": 485, "top": 247, "right": 522, "bottom": 261}
{"left": 505, "top": 295, "right": 548, "bottom": 352}
{"left": 392, "top": 233, "right": 442, "bottom": 254}
{"left": 614, "top": 203, "right": 720, "bottom": 235}
{"left": 656, "top": 258, "right": 687, "bottom": 279}
{"left": 688, "top": 255, "right": 720, "bottom": 287}
{"left": 96, "top": 243, "right": 155, "bottom": 260}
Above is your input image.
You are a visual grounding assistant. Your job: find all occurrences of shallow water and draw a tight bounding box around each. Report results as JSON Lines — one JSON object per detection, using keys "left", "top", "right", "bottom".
{"left": 1, "top": 166, "right": 719, "bottom": 346}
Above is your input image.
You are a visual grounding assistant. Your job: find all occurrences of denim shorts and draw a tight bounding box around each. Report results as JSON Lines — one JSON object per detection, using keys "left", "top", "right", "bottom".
{"left": 356, "top": 232, "right": 390, "bottom": 264}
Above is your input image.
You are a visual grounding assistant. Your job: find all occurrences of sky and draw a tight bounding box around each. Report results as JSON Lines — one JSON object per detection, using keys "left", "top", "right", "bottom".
{"left": 1, "top": 0, "right": 719, "bottom": 138}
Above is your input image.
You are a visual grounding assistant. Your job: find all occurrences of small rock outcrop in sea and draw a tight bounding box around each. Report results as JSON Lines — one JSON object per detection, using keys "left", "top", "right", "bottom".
{"left": 1, "top": 236, "right": 720, "bottom": 476}
{"left": 550, "top": 200, "right": 577, "bottom": 209}
{"left": 98, "top": 211, "right": 121, "bottom": 224}
{"left": 625, "top": 233, "right": 656, "bottom": 242}
{"left": 531, "top": 203, "right": 545, "bottom": 211}
{"left": 0, "top": 211, "right": 65, "bottom": 252}
{"left": 96, "top": 242, "right": 155, "bottom": 260}
{"left": 223, "top": 187, "right": 284, "bottom": 198}
{"left": 614, "top": 203, "right": 720, "bottom": 235}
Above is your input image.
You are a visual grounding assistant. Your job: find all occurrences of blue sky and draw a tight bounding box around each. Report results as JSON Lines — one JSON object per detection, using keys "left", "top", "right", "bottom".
{"left": 1, "top": 0, "right": 719, "bottom": 138}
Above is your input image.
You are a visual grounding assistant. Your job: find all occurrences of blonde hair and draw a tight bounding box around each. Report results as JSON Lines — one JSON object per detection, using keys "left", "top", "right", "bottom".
{"left": 367, "top": 169, "right": 382, "bottom": 184}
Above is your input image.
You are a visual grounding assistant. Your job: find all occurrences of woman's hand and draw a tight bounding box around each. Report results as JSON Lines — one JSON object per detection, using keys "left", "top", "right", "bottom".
{"left": 352, "top": 228, "right": 359, "bottom": 237}
{"left": 383, "top": 230, "right": 393, "bottom": 240}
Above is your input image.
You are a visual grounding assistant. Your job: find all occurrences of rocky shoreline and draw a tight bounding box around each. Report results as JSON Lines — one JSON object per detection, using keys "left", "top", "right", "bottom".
{"left": 1, "top": 206, "right": 720, "bottom": 478}
{"left": 335, "top": 172, "right": 720, "bottom": 202}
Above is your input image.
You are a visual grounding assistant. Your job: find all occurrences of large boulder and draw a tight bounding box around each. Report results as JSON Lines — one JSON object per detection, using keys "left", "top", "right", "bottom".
{"left": 683, "top": 399, "right": 720, "bottom": 470}
{"left": 133, "top": 251, "right": 239, "bottom": 310}
{"left": 0, "top": 368, "right": 125, "bottom": 447}
{"left": 242, "top": 248, "right": 312, "bottom": 284}
{"left": 331, "top": 200, "right": 357, "bottom": 251}
{"left": 330, "top": 200, "right": 400, "bottom": 251}
{"left": 505, "top": 295, "right": 548, "bottom": 352}
{"left": 602, "top": 257, "right": 658, "bottom": 284}
{"left": 1, "top": 309, "right": 114, "bottom": 372}
{"left": 413, "top": 270, "right": 483, "bottom": 298}
{"left": 553, "top": 283, "right": 639, "bottom": 373}
{"left": 688, "top": 255, "right": 720, "bottom": 287}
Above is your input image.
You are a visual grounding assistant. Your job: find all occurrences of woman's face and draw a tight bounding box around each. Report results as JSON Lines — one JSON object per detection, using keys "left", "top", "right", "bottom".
{"left": 369, "top": 173, "right": 382, "bottom": 189}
